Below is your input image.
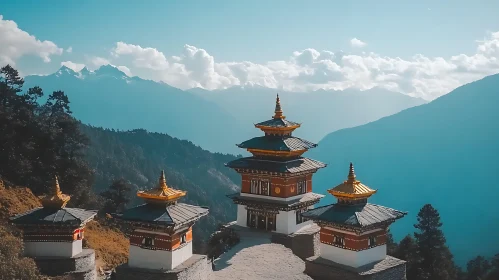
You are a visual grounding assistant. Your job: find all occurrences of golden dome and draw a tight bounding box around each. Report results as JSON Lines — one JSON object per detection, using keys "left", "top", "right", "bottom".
{"left": 40, "top": 175, "right": 71, "bottom": 209}
{"left": 327, "top": 163, "right": 377, "bottom": 200}
{"left": 137, "top": 170, "right": 186, "bottom": 203}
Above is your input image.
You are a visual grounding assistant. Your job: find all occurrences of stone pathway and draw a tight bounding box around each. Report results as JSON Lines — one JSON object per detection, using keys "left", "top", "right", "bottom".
{"left": 212, "top": 225, "right": 312, "bottom": 280}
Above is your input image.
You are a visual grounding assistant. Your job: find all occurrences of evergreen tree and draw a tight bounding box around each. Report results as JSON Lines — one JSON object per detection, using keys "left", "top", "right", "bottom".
{"left": 413, "top": 204, "right": 457, "bottom": 280}
{"left": 0, "top": 65, "right": 94, "bottom": 206}
{"left": 394, "top": 234, "right": 418, "bottom": 279}
{"left": 386, "top": 228, "right": 398, "bottom": 256}
{"left": 466, "top": 256, "right": 490, "bottom": 280}
{"left": 100, "top": 179, "right": 132, "bottom": 214}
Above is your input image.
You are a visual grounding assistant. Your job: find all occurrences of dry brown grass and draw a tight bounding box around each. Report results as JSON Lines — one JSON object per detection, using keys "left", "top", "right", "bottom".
{"left": 0, "top": 179, "right": 129, "bottom": 272}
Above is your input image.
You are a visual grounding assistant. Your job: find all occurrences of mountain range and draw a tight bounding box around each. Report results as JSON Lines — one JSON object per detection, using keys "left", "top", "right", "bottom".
{"left": 190, "top": 85, "right": 426, "bottom": 143}
{"left": 25, "top": 66, "right": 425, "bottom": 154}
{"left": 309, "top": 73, "right": 499, "bottom": 265}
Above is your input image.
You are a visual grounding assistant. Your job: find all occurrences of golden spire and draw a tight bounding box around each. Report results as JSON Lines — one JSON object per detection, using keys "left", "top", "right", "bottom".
{"left": 137, "top": 170, "right": 186, "bottom": 204}
{"left": 273, "top": 93, "right": 285, "bottom": 119}
{"left": 40, "top": 175, "right": 71, "bottom": 209}
{"left": 159, "top": 170, "right": 168, "bottom": 191}
{"left": 327, "top": 162, "right": 376, "bottom": 200}
{"left": 347, "top": 162, "right": 356, "bottom": 182}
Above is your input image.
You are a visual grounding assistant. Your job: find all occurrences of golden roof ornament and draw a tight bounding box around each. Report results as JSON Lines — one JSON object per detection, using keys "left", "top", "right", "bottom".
{"left": 328, "top": 163, "right": 377, "bottom": 200}
{"left": 273, "top": 93, "right": 285, "bottom": 119}
{"left": 40, "top": 175, "right": 71, "bottom": 209}
{"left": 137, "top": 170, "right": 186, "bottom": 204}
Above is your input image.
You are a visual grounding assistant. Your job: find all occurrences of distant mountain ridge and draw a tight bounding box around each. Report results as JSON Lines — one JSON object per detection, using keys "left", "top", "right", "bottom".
{"left": 308, "top": 73, "right": 499, "bottom": 265}
{"left": 190, "top": 85, "right": 426, "bottom": 143}
{"left": 25, "top": 66, "right": 245, "bottom": 154}
{"left": 25, "top": 65, "right": 425, "bottom": 155}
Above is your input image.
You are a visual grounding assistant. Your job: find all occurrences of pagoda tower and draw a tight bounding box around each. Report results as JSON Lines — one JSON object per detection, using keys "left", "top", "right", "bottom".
{"left": 226, "top": 94, "right": 326, "bottom": 235}
{"left": 114, "top": 171, "right": 210, "bottom": 280}
{"left": 10, "top": 176, "right": 97, "bottom": 279}
{"left": 302, "top": 163, "right": 408, "bottom": 279}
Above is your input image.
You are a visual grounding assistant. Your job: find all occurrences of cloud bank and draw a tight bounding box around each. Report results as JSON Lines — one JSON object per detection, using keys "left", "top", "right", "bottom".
{"left": 2, "top": 15, "right": 499, "bottom": 101}
{"left": 110, "top": 32, "right": 499, "bottom": 100}
{"left": 0, "top": 15, "right": 63, "bottom": 65}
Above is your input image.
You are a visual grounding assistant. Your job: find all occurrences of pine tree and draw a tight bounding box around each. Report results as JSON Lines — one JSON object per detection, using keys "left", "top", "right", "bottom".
{"left": 393, "top": 235, "right": 418, "bottom": 279}
{"left": 466, "top": 256, "right": 490, "bottom": 280}
{"left": 100, "top": 179, "right": 132, "bottom": 214}
{"left": 413, "top": 204, "right": 457, "bottom": 280}
{"left": 386, "top": 228, "right": 398, "bottom": 256}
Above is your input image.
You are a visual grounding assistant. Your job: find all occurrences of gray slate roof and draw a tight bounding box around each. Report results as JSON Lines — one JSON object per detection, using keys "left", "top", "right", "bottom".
{"left": 255, "top": 118, "right": 300, "bottom": 128}
{"left": 226, "top": 157, "right": 326, "bottom": 173}
{"left": 116, "top": 203, "right": 209, "bottom": 226}
{"left": 10, "top": 207, "right": 96, "bottom": 226}
{"left": 227, "top": 192, "right": 324, "bottom": 208}
{"left": 237, "top": 136, "right": 317, "bottom": 151}
{"left": 301, "top": 203, "right": 406, "bottom": 228}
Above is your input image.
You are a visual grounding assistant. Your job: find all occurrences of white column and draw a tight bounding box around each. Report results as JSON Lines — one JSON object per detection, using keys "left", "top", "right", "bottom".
{"left": 236, "top": 205, "right": 247, "bottom": 227}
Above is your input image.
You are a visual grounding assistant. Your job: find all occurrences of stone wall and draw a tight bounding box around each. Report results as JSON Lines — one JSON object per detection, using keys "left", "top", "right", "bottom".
{"left": 271, "top": 224, "right": 320, "bottom": 260}
{"left": 114, "top": 254, "right": 212, "bottom": 280}
{"left": 304, "top": 255, "right": 406, "bottom": 280}
{"left": 33, "top": 249, "right": 96, "bottom": 280}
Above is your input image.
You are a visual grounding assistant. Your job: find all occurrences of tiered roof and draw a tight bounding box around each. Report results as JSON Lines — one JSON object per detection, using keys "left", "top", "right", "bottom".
{"left": 228, "top": 94, "right": 325, "bottom": 173}
{"left": 302, "top": 163, "right": 406, "bottom": 231}
{"left": 117, "top": 171, "right": 208, "bottom": 228}
{"left": 10, "top": 176, "right": 96, "bottom": 227}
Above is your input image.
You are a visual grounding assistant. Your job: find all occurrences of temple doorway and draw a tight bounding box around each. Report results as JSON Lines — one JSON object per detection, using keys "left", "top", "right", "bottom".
{"left": 247, "top": 210, "right": 276, "bottom": 231}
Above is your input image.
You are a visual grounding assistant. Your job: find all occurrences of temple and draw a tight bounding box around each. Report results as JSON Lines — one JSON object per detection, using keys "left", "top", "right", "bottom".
{"left": 226, "top": 94, "right": 326, "bottom": 235}
{"left": 10, "top": 176, "right": 97, "bottom": 280}
{"left": 302, "top": 163, "right": 408, "bottom": 279}
{"left": 114, "top": 171, "right": 211, "bottom": 280}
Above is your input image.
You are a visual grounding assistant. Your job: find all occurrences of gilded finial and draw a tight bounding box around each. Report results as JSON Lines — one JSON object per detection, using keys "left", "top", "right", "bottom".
{"left": 273, "top": 93, "right": 285, "bottom": 119}
{"left": 137, "top": 170, "right": 186, "bottom": 203}
{"left": 40, "top": 175, "right": 71, "bottom": 209}
{"left": 348, "top": 162, "right": 356, "bottom": 181}
{"left": 159, "top": 170, "right": 168, "bottom": 191}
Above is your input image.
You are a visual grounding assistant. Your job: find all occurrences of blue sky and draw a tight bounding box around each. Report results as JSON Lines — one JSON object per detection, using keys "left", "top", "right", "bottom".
{"left": 2, "top": 0, "right": 499, "bottom": 100}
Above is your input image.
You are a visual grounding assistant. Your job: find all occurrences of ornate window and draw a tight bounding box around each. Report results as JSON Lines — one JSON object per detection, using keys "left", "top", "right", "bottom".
{"left": 181, "top": 233, "right": 187, "bottom": 244}
{"left": 368, "top": 236, "right": 376, "bottom": 247}
{"left": 333, "top": 235, "right": 345, "bottom": 246}
{"left": 250, "top": 179, "right": 271, "bottom": 196}
{"left": 143, "top": 237, "right": 154, "bottom": 247}
{"left": 297, "top": 178, "right": 307, "bottom": 194}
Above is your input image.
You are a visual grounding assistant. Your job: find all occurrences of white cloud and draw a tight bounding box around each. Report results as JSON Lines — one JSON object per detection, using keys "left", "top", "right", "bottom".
{"left": 107, "top": 31, "right": 499, "bottom": 100}
{"left": 66, "top": 46, "right": 72, "bottom": 53}
{"left": 89, "top": 56, "right": 111, "bottom": 68}
{"left": 61, "top": 61, "right": 84, "bottom": 72}
{"left": 0, "top": 15, "right": 63, "bottom": 65}
{"left": 350, "top": 38, "right": 367, "bottom": 48}
{"left": 117, "top": 65, "right": 132, "bottom": 76}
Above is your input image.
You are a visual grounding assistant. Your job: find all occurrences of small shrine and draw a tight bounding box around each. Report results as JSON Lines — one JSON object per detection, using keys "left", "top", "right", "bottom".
{"left": 302, "top": 163, "right": 408, "bottom": 279}
{"left": 10, "top": 176, "right": 97, "bottom": 279}
{"left": 226, "top": 94, "right": 325, "bottom": 235}
{"left": 114, "top": 171, "right": 209, "bottom": 279}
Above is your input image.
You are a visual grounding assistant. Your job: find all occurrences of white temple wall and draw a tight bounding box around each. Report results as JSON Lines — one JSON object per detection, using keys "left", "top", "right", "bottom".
{"left": 128, "top": 242, "right": 193, "bottom": 270}
{"left": 170, "top": 242, "right": 193, "bottom": 269}
{"left": 320, "top": 243, "right": 387, "bottom": 268}
{"left": 236, "top": 205, "right": 247, "bottom": 227}
{"left": 24, "top": 240, "right": 82, "bottom": 258}
{"left": 276, "top": 210, "right": 313, "bottom": 235}
{"left": 129, "top": 245, "right": 172, "bottom": 270}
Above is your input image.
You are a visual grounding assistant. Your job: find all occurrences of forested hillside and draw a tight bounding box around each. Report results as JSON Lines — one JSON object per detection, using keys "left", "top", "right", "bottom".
{"left": 81, "top": 125, "right": 240, "bottom": 243}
